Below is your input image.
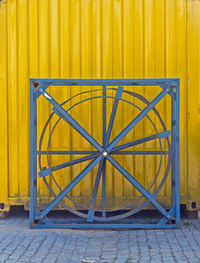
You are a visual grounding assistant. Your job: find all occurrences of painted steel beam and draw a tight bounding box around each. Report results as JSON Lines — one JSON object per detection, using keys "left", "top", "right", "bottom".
{"left": 175, "top": 80, "right": 180, "bottom": 224}
{"left": 107, "top": 155, "right": 170, "bottom": 219}
{"left": 102, "top": 159, "right": 106, "bottom": 218}
{"left": 38, "top": 87, "right": 103, "bottom": 152}
{"left": 33, "top": 223, "right": 179, "bottom": 229}
{"left": 30, "top": 84, "right": 37, "bottom": 227}
{"left": 112, "top": 151, "right": 169, "bottom": 155}
{"left": 87, "top": 160, "right": 104, "bottom": 223}
{"left": 106, "top": 86, "right": 123, "bottom": 145}
{"left": 30, "top": 79, "right": 179, "bottom": 229}
{"left": 107, "top": 88, "right": 170, "bottom": 152}
{"left": 30, "top": 78, "right": 179, "bottom": 87}
{"left": 38, "top": 153, "right": 99, "bottom": 177}
{"left": 37, "top": 151, "right": 98, "bottom": 155}
{"left": 102, "top": 85, "right": 107, "bottom": 148}
{"left": 38, "top": 155, "right": 103, "bottom": 220}
{"left": 111, "top": 131, "right": 170, "bottom": 152}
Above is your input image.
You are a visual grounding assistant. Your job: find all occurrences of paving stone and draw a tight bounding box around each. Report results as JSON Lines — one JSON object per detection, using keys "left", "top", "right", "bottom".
{"left": 0, "top": 214, "right": 200, "bottom": 263}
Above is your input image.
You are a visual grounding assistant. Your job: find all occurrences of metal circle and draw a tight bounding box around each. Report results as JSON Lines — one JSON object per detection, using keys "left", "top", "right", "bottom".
{"left": 41, "top": 92, "right": 170, "bottom": 220}
{"left": 38, "top": 88, "right": 171, "bottom": 221}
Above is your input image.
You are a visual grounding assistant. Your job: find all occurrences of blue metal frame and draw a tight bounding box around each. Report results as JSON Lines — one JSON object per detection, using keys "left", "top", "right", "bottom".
{"left": 30, "top": 79, "right": 180, "bottom": 229}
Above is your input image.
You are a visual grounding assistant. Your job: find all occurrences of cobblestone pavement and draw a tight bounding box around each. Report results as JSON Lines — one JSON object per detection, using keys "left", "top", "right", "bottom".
{"left": 0, "top": 211, "right": 200, "bottom": 263}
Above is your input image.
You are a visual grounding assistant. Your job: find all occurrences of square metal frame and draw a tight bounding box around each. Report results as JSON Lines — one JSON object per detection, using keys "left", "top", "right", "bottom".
{"left": 30, "top": 78, "right": 180, "bottom": 229}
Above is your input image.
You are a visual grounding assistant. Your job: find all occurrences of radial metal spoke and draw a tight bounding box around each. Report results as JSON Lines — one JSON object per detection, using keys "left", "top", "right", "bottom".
{"left": 87, "top": 160, "right": 104, "bottom": 223}
{"left": 106, "top": 86, "right": 123, "bottom": 145}
{"left": 112, "top": 150, "right": 168, "bottom": 155}
{"left": 38, "top": 155, "right": 103, "bottom": 220}
{"left": 107, "top": 155, "right": 170, "bottom": 219}
{"left": 103, "top": 86, "right": 107, "bottom": 147}
{"left": 110, "top": 131, "right": 170, "bottom": 152}
{"left": 38, "top": 87, "right": 103, "bottom": 152}
{"left": 102, "top": 159, "right": 106, "bottom": 218}
{"left": 37, "top": 150, "right": 98, "bottom": 155}
{"left": 107, "top": 88, "right": 170, "bottom": 152}
{"left": 38, "top": 153, "right": 99, "bottom": 177}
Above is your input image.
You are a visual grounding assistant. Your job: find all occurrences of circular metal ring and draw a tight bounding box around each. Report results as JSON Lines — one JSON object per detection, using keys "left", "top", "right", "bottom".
{"left": 38, "top": 88, "right": 171, "bottom": 221}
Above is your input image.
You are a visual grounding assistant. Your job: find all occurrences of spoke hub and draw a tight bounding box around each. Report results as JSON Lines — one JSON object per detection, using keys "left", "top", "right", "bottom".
{"left": 102, "top": 151, "right": 108, "bottom": 157}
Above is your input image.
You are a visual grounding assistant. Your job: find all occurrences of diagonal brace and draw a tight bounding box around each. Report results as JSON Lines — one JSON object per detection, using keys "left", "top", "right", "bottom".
{"left": 38, "top": 87, "right": 103, "bottom": 152}
{"left": 111, "top": 131, "right": 170, "bottom": 152}
{"left": 106, "top": 86, "right": 123, "bottom": 145}
{"left": 107, "top": 87, "right": 170, "bottom": 152}
{"left": 39, "top": 153, "right": 99, "bottom": 177}
{"left": 107, "top": 155, "right": 170, "bottom": 219}
{"left": 38, "top": 155, "right": 103, "bottom": 220}
{"left": 87, "top": 160, "right": 104, "bottom": 222}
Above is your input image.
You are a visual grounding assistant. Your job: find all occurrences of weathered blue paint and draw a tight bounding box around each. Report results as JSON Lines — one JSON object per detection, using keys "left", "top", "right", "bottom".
{"left": 175, "top": 79, "right": 180, "bottom": 225}
{"left": 30, "top": 79, "right": 180, "bottom": 229}
{"left": 38, "top": 155, "right": 103, "bottom": 220}
{"left": 106, "top": 86, "right": 123, "bottom": 145}
{"left": 30, "top": 80, "right": 37, "bottom": 228}
{"left": 111, "top": 131, "right": 171, "bottom": 152}
{"left": 38, "top": 153, "right": 98, "bottom": 177}
{"left": 107, "top": 87, "right": 170, "bottom": 152}
{"left": 37, "top": 150, "right": 98, "bottom": 155}
{"left": 87, "top": 160, "right": 104, "bottom": 223}
{"left": 106, "top": 155, "right": 170, "bottom": 219}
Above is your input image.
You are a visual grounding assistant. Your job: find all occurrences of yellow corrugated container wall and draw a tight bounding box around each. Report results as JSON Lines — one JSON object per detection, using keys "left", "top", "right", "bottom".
{"left": 0, "top": 0, "right": 200, "bottom": 213}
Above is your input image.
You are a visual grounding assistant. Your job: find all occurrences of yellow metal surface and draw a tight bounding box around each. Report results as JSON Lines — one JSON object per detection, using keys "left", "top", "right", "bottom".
{"left": 0, "top": 0, "right": 200, "bottom": 212}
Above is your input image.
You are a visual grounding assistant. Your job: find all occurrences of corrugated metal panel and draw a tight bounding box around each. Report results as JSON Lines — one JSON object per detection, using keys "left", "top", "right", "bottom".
{"left": 0, "top": 0, "right": 199, "bottom": 212}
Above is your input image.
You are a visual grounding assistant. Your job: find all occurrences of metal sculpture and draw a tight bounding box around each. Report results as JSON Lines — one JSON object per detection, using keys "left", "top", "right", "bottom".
{"left": 30, "top": 79, "right": 180, "bottom": 229}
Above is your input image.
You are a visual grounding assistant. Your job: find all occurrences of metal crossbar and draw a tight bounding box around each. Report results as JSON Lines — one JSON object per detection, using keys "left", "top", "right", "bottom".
{"left": 30, "top": 79, "right": 180, "bottom": 229}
